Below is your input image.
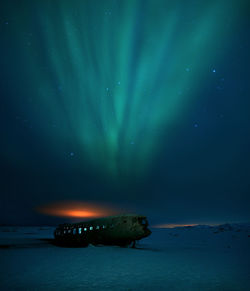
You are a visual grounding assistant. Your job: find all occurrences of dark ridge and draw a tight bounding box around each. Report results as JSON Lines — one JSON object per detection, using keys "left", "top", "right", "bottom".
{"left": 0, "top": 245, "right": 11, "bottom": 249}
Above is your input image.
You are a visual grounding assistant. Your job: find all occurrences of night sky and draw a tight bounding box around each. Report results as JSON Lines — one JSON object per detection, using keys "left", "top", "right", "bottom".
{"left": 1, "top": 0, "right": 250, "bottom": 226}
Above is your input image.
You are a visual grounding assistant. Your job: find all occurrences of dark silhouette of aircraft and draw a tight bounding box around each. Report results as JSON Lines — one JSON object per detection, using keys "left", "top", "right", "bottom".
{"left": 54, "top": 214, "right": 151, "bottom": 247}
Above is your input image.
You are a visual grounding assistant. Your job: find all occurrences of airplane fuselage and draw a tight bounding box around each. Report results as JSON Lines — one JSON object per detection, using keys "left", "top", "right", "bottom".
{"left": 54, "top": 214, "right": 151, "bottom": 247}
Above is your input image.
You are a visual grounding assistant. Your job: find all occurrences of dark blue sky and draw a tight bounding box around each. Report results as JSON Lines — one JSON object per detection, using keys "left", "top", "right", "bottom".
{"left": 1, "top": 0, "right": 250, "bottom": 226}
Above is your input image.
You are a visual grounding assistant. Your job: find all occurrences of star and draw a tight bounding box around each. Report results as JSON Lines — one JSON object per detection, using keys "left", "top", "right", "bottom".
{"left": 212, "top": 69, "right": 216, "bottom": 73}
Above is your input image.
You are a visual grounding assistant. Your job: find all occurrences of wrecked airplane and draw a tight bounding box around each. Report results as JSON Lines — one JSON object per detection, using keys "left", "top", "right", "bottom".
{"left": 54, "top": 214, "right": 151, "bottom": 247}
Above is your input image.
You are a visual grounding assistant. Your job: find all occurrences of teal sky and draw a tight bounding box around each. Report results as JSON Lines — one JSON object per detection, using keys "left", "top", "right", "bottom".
{"left": 1, "top": 0, "right": 250, "bottom": 225}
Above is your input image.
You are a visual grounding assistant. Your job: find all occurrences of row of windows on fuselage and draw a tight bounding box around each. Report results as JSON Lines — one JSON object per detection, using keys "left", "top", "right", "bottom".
{"left": 56, "top": 225, "right": 109, "bottom": 236}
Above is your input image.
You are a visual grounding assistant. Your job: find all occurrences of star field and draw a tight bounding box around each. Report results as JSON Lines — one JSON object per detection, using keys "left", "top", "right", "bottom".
{"left": 0, "top": 0, "right": 250, "bottom": 225}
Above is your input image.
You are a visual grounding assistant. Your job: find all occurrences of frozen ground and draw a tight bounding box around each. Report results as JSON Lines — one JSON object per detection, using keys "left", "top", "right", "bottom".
{"left": 0, "top": 224, "right": 249, "bottom": 290}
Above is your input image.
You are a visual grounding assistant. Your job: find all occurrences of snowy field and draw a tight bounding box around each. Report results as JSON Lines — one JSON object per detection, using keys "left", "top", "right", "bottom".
{"left": 0, "top": 224, "right": 249, "bottom": 290}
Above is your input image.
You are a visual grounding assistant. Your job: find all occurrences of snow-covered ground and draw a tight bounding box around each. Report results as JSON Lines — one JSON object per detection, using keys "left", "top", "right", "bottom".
{"left": 0, "top": 224, "right": 249, "bottom": 290}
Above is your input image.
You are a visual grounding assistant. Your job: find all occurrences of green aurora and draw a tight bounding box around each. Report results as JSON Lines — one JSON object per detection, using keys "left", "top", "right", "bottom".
{"left": 7, "top": 0, "right": 241, "bottom": 179}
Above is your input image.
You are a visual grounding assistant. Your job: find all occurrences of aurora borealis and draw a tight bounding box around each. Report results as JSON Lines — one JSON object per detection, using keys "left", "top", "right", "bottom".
{"left": 2, "top": 0, "right": 240, "bottom": 177}
{"left": 1, "top": 0, "right": 250, "bottom": 225}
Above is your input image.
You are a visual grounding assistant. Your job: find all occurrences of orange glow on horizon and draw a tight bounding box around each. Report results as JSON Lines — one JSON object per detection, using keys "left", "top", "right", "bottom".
{"left": 37, "top": 201, "right": 118, "bottom": 219}
{"left": 63, "top": 210, "right": 99, "bottom": 218}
